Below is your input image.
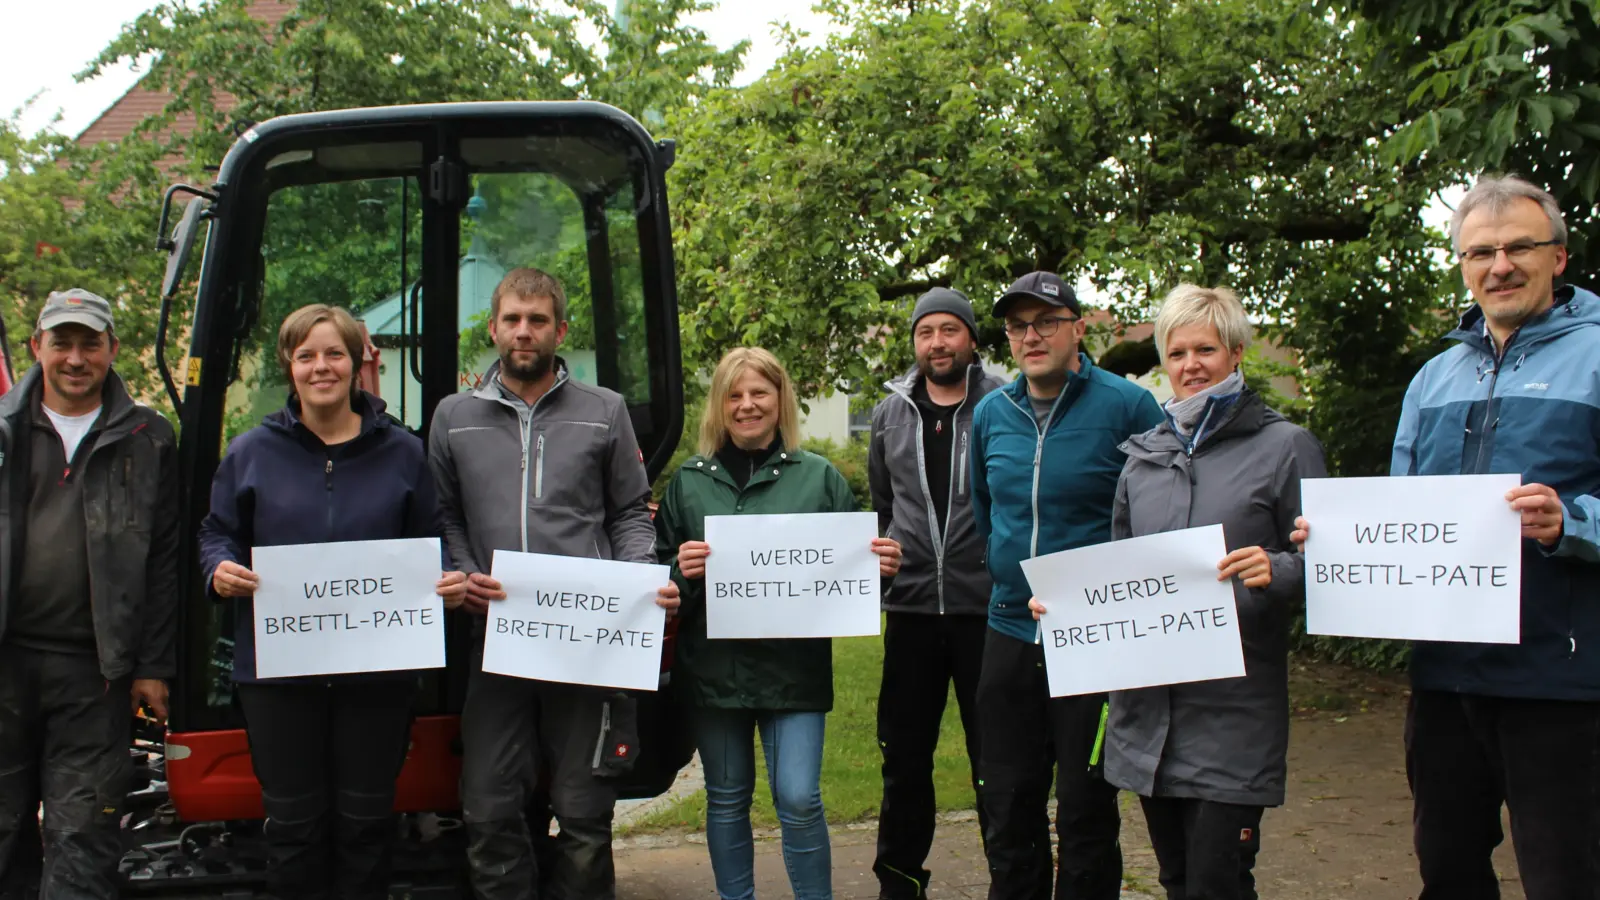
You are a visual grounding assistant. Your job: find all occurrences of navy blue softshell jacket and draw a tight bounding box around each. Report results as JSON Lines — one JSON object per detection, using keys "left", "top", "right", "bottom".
{"left": 198, "top": 393, "right": 447, "bottom": 683}
{"left": 1394, "top": 284, "right": 1600, "bottom": 700}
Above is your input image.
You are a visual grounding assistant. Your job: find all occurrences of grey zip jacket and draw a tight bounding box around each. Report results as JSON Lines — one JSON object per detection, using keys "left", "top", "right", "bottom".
{"left": 1104, "top": 389, "right": 1326, "bottom": 806}
{"left": 869, "top": 363, "right": 1004, "bottom": 615}
{"left": 0, "top": 365, "right": 180, "bottom": 681}
{"left": 427, "top": 359, "right": 657, "bottom": 583}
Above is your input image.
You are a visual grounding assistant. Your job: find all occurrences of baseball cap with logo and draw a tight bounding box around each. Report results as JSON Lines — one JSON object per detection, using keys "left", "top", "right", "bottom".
{"left": 37, "top": 289, "right": 115, "bottom": 334}
{"left": 993, "top": 271, "right": 1082, "bottom": 319}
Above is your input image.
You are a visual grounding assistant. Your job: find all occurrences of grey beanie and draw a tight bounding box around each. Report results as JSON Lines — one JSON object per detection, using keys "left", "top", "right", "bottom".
{"left": 911, "top": 287, "right": 979, "bottom": 341}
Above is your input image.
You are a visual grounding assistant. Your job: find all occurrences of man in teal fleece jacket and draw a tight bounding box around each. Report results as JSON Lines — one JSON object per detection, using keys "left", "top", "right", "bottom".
{"left": 969, "top": 271, "right": 1163, "bottom": 900}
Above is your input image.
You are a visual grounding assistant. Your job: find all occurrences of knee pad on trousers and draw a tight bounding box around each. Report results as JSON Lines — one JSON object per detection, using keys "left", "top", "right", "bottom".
{"left": 334, "top": 787, "right": 396, "bottom": 822}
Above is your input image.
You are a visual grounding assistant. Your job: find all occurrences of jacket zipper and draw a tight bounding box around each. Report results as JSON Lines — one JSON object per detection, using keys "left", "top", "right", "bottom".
{"left": 1470, "top": 340, "right": 1506, "bottom": 475}
{"left": 535, "top": 434, "right": 546, "bottom": 500}
{"left": 1001, "top": 386, "right": 1066, "bottom": 644}
{"left": 893, "top": 388, "right": 948, "bottom": 613}
{"left": 518, "top": 413, "right": 532, "bottom": 553}
{"left": 325, "top": 456, "right": 334, "bottom": 538}
{"left": 956, "top": 432, "right": 969, "bottom": 497}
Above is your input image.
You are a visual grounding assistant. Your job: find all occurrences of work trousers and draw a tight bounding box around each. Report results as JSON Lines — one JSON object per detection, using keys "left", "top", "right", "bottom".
{"left": 976, "top": 630, "right": 1121, "bottom": 900}
{"left": 236, "top": 679, "right": 415, "bottom": 900}
{"left": 459, "top": 650, "right": 620, "bottom": 900}
{"left": 0, "top": 647, "right": 131, "bottom": 900}
{"left": 1406, "top": 689, "right": 1600, "bottom": 900}
{"left": 1139, "top": 797, "right": 1263, "bottom": 900}
{"left": 874, "top": 612, "right": 988, "bottom": 899}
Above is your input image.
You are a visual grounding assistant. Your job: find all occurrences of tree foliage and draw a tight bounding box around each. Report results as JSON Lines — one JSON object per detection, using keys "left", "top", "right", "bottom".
{"left": 667, "top": 0, "right": 1457, "bottom": 477}
{"left": 0, "top": 119, "right": 174, "bottom": 404}
{"left": 1343, "top": 0, "right": 1600, "bottom": 272}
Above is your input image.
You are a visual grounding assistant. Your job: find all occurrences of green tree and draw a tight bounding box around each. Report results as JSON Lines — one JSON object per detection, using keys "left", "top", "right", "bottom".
{"left": 667, "top": 0, "right": 1457, "bottom": 478}
{"left": 0, "top": 117, "right": 175, "bottom": 405}
{"left": 1338, "top": 0, "right": 1600, "bottom": 272}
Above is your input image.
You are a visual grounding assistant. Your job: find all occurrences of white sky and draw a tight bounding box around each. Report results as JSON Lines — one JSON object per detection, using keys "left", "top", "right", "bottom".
{"left": 0, "top": 0, "right": 842, "bottom": 138}
{"left": 1, "top": 0, "right": 1457, "bottom": 237}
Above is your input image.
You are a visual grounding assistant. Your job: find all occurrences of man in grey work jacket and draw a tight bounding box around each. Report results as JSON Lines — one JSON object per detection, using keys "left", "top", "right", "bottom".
{"left": 0, "top": 289, "right": 179, "bottom": 899}
{"left": 868, "top": 287, "right": 1003, "bottom": 900}
{"left": 428, "top": 267, "right": 676, "bottom": 900}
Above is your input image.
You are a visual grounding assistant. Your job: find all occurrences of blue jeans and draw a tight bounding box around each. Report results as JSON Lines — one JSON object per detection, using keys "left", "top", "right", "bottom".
{"left": 695, "top": 708, "right": 832, "bottom": 900}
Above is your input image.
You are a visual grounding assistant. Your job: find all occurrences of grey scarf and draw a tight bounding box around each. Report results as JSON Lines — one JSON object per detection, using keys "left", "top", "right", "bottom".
{"left": 1163, "top": 370, "right": 1244, "bottom": 437}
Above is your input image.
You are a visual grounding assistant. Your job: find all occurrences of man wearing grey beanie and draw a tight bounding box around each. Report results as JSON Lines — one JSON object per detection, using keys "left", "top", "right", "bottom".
{"left": 867, "top": 287, "right": 1004, "bottom": 899}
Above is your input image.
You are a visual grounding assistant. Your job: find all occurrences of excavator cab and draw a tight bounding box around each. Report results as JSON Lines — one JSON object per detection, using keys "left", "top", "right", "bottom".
{"left": 126, "top": 101, "right": 688, "bottom": 894}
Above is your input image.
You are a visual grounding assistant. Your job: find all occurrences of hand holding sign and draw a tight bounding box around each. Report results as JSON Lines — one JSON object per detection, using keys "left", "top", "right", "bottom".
{"left": 1216, "top": 546, "right": 1272, "bottom": 589}
{"left": 213, "top": 560, "right": 259, "bottom": 598}
{"left": 1506, "top": 483, "right": 1564, "bottom": 545}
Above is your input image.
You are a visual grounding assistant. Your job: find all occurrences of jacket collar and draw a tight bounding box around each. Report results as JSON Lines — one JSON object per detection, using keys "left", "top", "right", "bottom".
{"left": 1123, "top": 389, "right": 1273, "bottom": 463}
{"left": 998, "top": 352, "right": 1096, "bottom": 426}
{"left": 884, "top": 358, "right": 989, "bottom": 400}
{"left": 471, "top": 357, "right": 572, "bottom": 411}
{"left": 1, "top": 364, "right": 143, "bottom": 438}
{"left": 682, "top": 440, "right": 803, "bottom": 492}
{"left": 1447, "top": 284, "right": 1600, "bottom": 358}
{"left": 264, "top": 390, "right": 390, "bottom": 453}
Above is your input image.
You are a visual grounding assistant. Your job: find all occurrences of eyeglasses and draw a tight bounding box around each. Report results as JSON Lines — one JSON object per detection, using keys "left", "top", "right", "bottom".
{"left": 1458, "top": 239, "right": 1562, "bottom": 266}
{"left": 1003, "top": 315, "right": 1078, "bottom": 339}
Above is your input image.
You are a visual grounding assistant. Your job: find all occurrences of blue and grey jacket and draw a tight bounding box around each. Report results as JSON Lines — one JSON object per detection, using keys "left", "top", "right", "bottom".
{"left": 1394, "top": 284, "right": 1600, "bottom": 700}
{"left": 970, "top": 353, "right": 1164, "bottom": 643}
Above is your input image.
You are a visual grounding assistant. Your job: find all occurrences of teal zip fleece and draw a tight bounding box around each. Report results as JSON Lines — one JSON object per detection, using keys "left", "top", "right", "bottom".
{"left": 969, "top": 353, "right": 1163, "bottom": 642}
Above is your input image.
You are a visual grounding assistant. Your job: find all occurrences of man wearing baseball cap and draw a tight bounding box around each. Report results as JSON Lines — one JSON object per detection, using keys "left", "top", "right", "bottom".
{"left": 969, "top": 272, "right": 1163, "bottom": 899}
{"left": 868, "top": 287, "right": 1005, "bottom": 899}
{"left": 0, "top": 289, "right": 180, "bottom": 898}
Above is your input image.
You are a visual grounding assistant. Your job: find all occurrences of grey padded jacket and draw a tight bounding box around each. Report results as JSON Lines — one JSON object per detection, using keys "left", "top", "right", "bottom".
{"left": 427, "top": 359, "right": 657, "bottom": 584}
{"left": 868, "top": 363, "right": 1004, "bottom": 616}
{"left": 1104, "top": 389, "right": 1327, "bottom": 807}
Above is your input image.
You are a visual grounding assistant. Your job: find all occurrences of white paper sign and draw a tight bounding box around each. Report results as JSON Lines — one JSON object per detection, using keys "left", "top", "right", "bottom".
{"left": 703, "top": 512, "right": 880, "bottom": 639}
{"left": 1302, "top": 473, "right": 1522, "bottom": 643}
{"left": 252, "top": 537, "right": 445, "bottom": 679}
{"left": 1022, "top": 524, "right": 1244, "bottom": 697}
{"left": 482, "top": 551, "right": 669, "bottom": 691}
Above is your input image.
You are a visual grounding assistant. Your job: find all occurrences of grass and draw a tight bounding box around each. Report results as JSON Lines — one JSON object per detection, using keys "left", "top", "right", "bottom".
{"left": 625, "top": 632, "right": 979, "bottom": 832}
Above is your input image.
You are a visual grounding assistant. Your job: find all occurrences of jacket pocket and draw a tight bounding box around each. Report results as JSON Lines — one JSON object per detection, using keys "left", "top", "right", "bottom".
{"left": 534, "top": 434, "right": 546, "bottom": 500}
{"left": 591, "top": 693, "right": 640, "bottom": 777}
{"left": 957, "top": 433, "right": 969, "bottom": 496}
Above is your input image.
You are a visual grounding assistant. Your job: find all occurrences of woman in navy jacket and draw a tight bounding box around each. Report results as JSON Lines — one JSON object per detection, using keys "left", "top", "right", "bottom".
{"left": 198, "top": 304, "right": 466, "bottom": 900}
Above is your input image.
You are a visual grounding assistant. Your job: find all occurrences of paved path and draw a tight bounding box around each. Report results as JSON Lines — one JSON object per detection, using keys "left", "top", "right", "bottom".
{"left": 610, "top": 672, "right": 1530, "bottom": 899}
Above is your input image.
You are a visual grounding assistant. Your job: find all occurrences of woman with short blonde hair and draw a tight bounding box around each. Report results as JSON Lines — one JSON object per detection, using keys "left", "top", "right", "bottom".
{"left": 1034, "top": 282, "right": 1326, "bottom": 899}
{"left": 657, "top": 346, "right": 901, "bottom": 900}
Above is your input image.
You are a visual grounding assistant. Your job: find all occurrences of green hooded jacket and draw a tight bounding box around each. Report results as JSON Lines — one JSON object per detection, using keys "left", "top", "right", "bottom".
{"left": 654, "top": 445, "right": 860, "bottom": 711}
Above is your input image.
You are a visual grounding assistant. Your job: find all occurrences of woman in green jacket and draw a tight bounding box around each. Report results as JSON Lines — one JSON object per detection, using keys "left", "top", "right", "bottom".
{"left": 655, "top": 347, "right": 901, "bottom": 900}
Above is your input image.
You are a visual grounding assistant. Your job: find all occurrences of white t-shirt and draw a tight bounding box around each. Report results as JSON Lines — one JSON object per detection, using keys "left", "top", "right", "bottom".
{"left": 44, "top": 406, "right": 101, "bottom": 463}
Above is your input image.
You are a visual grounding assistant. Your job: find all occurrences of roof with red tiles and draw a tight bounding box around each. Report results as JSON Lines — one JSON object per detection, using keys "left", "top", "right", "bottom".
{"left": 74, "top": 0, "right": 294, "bottom": 147}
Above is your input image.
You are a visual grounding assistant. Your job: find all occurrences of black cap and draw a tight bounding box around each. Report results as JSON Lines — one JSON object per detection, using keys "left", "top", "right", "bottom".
{"left": 993, "top": 271, "right": 1081, "bottom": 318}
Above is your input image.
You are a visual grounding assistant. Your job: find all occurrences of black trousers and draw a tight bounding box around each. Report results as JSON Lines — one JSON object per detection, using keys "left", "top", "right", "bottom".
{"left": 0, "top": 647, "right": 131, "bottom": 900}
{"left": 976, "top": 629, "right": 1121, "bottom": 900}
{"left": 1140, "top": 797, "right": 1263, "bottom": 900}
{"left": 1406, "top": 689, "right": 1600, "bottom": 900}
{"left": 873, "top": 612, "right": 989, "bottom": 898}
{"left": 458, "top": 645, "right": 619, "bottom": 900}
{"left": 236, "top": 679, "right": 415, "bottom": 900}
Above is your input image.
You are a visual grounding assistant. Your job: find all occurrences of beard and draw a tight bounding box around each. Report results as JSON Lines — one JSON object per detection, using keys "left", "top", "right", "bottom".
{"left": 918, "top": 350, "right": 974, "bottom": 386}
{"left": 500, "top": 346, "right": 554, "bottom": 383}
